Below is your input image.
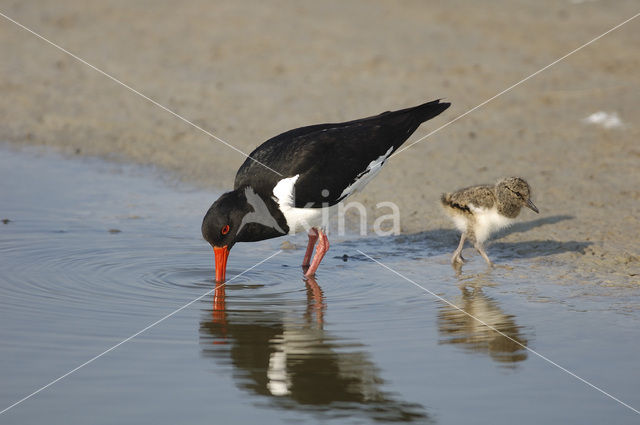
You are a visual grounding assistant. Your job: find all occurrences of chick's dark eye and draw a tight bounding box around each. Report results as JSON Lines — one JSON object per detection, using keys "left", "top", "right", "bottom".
{"left": 508, "top": 188, "right": 524, "bottom": 199}
{"left": 221, "top": 225, "right": 230, "bottom": 235}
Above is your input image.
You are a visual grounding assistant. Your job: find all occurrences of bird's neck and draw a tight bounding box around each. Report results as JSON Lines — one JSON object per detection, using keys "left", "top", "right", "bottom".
{"left": 235, "top": 187, "right": 290, "bottom": 242}
{"left": 497, "top": 201, "right": 522, "bottom": 218}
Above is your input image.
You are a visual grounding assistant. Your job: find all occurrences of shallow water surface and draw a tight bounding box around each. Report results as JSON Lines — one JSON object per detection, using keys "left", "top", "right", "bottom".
{"left": 1, "top": 147, "right": 639, "bottom": 424}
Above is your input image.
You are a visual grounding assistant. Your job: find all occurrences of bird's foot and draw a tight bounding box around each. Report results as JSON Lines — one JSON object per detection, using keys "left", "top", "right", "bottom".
{"left": 451, "top": 254, "right": 465, "bottom": 265}
{"left": 451, "top": 254, "right": 465, "bottom": 275}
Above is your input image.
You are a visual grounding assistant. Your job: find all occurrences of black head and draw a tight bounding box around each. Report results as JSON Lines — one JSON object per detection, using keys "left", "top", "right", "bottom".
{"left": 201, "top": 190, "right": 248, "bottom": 249}
{"left": 496, "top": 177, "right": 539, "bottom": 216}
{"left": 202, "top": 187, "right": 289, "bottom": 282}
{"left": 202, "top": 190, "right": 251, "bottom": 283}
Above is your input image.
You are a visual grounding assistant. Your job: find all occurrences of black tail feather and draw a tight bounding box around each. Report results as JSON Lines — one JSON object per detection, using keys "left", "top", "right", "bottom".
{"left": 414, "top": 99, "right": 451, "bottom": 124}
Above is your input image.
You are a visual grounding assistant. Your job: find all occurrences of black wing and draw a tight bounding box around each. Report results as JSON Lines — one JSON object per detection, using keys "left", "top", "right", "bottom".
{"left": 234, "top": 99, "right": 450, "bottom": 207}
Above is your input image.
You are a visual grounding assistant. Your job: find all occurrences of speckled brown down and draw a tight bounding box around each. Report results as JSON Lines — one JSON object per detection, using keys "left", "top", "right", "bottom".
{"left": 441, "top": 177, "right": 539, "bottom": 268}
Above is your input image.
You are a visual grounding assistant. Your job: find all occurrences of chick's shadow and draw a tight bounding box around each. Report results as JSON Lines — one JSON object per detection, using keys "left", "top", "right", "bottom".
{"left": 489, "top": 215, "right": 592, "bottom": 259}
{"left": 365, "top": 214, "right": 591, "bottom": 261}
{"left": 493, "top": 214, "right": 574, "bottom": 238}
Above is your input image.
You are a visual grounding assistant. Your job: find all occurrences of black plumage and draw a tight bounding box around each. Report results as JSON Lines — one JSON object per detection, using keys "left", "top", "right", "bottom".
{"left": 234, "top": 99, "right": 450, "bottom": 207}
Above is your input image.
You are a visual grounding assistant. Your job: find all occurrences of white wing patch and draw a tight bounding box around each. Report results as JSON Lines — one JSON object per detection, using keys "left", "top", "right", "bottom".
{"left": 270, "top": 145, "right": 394, "bottom": 235}
{"left": 273, "top": 174, "right": 299, "bottom": 208}
{"left": 272, "top": 174, "right": 335, "bottom": 234}
{"left": 339, "top": 146, "right": 393, "bottom": 200}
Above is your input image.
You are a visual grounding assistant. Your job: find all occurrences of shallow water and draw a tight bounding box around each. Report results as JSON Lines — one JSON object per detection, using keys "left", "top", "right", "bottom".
{"left": 1, "top": 147, "right": 639, "bottom": 424}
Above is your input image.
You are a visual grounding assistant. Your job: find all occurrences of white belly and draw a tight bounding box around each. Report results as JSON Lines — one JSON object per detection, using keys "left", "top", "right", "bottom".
{"left": 470, "top": 206, "right": 514, "bottom": 243}
{"left": 452, "top": 215, "right": 468, "bottom": 234}
{"left": 281, "top": 204, "right": 338, "bottom": 234}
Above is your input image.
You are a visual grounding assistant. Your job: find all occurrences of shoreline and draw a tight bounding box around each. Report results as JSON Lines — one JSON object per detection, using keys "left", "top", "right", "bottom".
{"left": 1, "top": 0, "right": 638, "bottom": 284}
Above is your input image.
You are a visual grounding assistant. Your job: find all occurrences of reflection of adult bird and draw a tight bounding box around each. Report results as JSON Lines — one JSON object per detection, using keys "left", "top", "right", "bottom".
{"left": 438, "top": 286, "right": 529, "bottom": 365}
{"left": 200, "top": 278, "right": 428, "bottom": 422}
{"left": 202, "top": 100, "right": 450, "bottom": 281}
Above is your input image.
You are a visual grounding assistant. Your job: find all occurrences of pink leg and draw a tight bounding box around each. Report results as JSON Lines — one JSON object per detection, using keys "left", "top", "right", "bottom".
{"left": 302, "top": 228, "right": 319, "bottom": 267}
{"left": 305, "top": 228, "right": 329, "bottom": 277}
{"left": 305, "top": 275, "right": 325, "bottom": 326}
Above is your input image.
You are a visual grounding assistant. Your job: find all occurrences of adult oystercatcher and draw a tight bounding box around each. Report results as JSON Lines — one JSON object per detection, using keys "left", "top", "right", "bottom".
{"left": 202, "top": 99, "right": 450, "bottom": 282}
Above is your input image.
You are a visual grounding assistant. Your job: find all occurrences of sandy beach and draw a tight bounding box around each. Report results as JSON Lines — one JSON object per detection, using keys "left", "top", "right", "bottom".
{"left": 1, "top": 0, "right": 638, "bottom": 284}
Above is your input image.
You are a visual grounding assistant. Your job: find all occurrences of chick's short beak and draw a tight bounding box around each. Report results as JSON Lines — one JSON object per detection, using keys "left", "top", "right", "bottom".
{"left": 526, "top": 199, "right": 539, "bottom": 214}
{"left": 213, "top": 245, "right": 230, "bottom": 283}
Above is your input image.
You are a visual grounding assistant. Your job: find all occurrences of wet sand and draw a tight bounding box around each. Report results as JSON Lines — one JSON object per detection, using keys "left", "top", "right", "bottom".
{"left": 1, "top": 0, "right": 638, "bottom": 283}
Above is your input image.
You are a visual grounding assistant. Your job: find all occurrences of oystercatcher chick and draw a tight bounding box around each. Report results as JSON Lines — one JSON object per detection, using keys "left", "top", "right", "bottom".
{"left": 202, "top": 99, "right": 450, "bottom": 282}
{"left": 441, "top": 177, "right": 538, "bottom": 268}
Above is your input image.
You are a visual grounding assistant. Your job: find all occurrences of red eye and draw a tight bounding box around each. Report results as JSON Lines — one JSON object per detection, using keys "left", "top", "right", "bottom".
{"left": 221, "top": 225, "right": 230, "bottom": 235}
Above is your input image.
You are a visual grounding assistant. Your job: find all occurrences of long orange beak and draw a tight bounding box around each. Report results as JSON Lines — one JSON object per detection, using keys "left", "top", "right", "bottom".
{"left": 213, "top": 245, "right": 229, "bottom": 283}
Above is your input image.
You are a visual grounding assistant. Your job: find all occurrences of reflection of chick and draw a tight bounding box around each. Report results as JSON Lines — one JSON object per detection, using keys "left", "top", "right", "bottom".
{"left": 441, "top": 177, "right": 539, "bottom": 267}
{"left": 438, "top": 286, "right": 529, "bottom": 365}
